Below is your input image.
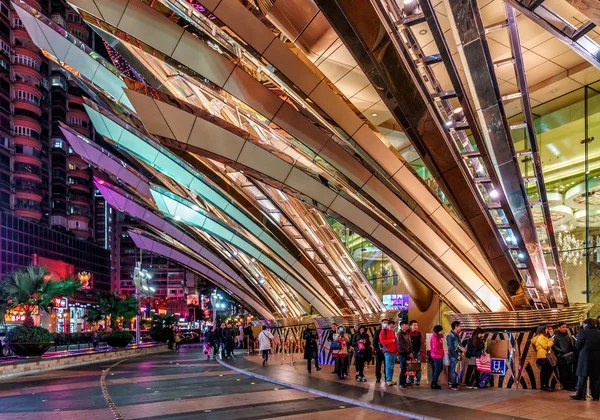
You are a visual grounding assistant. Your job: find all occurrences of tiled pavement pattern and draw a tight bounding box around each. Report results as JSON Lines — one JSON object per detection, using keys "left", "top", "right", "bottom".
{"left": 0, "top": 348, "right": 395, "bottom": 419}
{"left": 223, "top": 354, "right": 600, "bottom": 420}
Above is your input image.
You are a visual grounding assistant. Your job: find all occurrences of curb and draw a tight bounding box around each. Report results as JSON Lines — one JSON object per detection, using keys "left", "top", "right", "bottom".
{"left": 217, "top": 357, "right": 437, "bottom": 420}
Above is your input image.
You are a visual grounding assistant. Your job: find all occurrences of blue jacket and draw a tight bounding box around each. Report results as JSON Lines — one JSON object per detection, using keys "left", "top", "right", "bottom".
{"left": 447, "top": 330, "right": 461, "bottom": 358}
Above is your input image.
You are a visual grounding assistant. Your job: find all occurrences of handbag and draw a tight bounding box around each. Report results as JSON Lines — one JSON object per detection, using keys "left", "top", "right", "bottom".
{"left": 563, "top": 351, "right": 575, "bottom": 364}
{"left": 330, "top": 340, "right": 342, "bottom": 351}
{"left": 443, "top": 351, "right": 450, "bottom": 366}
{"left": 407, "top": 359, "right": 422, "bottom": 372}
{"left": 546, "top": 350, "right": 557, "bottom": 367}
{"left": 476, "top": 354, "right": 491, "bottom": 373}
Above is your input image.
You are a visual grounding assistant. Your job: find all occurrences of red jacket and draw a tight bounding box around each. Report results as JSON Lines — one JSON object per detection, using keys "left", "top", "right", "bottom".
{"left": 379, "top": 328, "right": 398, "bottom": 353}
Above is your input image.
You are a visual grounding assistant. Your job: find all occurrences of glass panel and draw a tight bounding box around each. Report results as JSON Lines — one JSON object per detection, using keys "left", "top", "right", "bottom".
{"left": 586, "top": 85, "right": 600, "bottom": 309}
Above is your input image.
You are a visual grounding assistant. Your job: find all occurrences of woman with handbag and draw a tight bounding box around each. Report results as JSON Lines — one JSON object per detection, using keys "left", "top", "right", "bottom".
{"left": 465, "top": 328, "right": 485, "bottom": 389}
{"left": 332, "top": 331, "right": 348, "bottom": 380}
{"left": 532, "top": 325, "right": 555, "bottom": 392}
{"left": 429, "top": 325, "right": 445, "bottom": 389}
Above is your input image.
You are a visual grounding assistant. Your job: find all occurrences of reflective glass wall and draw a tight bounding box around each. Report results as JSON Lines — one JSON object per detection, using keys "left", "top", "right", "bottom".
{"left": 513, "top": 82, "right": 600, "bottom": 310}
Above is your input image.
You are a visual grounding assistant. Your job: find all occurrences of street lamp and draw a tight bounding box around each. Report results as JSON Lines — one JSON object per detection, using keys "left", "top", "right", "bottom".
{"left": 134, "top": 263, "right": 153, "bottom": 345}
{"left": 211, "top": 290, "right": 223, "bottom": 325}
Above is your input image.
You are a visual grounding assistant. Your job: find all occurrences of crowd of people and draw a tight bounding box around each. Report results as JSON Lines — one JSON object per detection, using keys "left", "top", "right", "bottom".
{"left": 200, "top": 315, "right": 600, "bottom": 400}
{"left": 203, "top": 321, "right": 256, "bottom": 359}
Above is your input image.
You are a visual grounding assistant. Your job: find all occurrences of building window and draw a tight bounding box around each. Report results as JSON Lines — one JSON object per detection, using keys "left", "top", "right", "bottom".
{"left": 0, "top": 39, "right": 10, "bottom": 56}
{"left": 14, "top": 89, "right": 40, "bottom": 105}
{"left": 67, "top": 116, "right": 88, "bottom": 129}
{"left": 0, "top": 4, "right": 8, "bottom": 18}
{"left": 12, "top": 18, "right": 24, "bottom": 29}
{"left": 51, "top": 77, "right": 67, "bottom": 90}
{"left": 13, "top": 126, "right": 41, "bottom": 140}
{"left": 0, "top": 58, "right": 8, "bottom": 71}
{"left": 53, "top": 139, "right": 64, "bottom": 149}
{"left": 13, "top": 54, "right": 40, "bottom": 70}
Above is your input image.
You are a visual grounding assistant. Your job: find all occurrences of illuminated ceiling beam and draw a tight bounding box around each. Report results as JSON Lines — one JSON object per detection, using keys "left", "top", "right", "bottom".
{"left": 127, "top": 229, "right": 274, "bottom": 319}
{"left": 83, "top": 103, "right": 342, "bottom": 316}
{"left": 94, "top": 180, "right": 295, "bottom": 317}
{"left": 121, "top": 87, "right": 506, "bottom": 313}
{"left": 13, "top": 1, "right": 133, "bottom": 108}
{"left": 148, "top": 185, "right": 337, "bottom": 316}
{"left": 59, "top": 124, "right": 152, "bottom": 198}
{"left": 65, "top": 0, "right": 506, "bottom": 300}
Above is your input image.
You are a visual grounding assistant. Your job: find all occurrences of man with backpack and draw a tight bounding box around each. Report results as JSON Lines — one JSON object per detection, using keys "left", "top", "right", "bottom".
{"left": 379, "top": 320, "right": 398, "bottom": 386}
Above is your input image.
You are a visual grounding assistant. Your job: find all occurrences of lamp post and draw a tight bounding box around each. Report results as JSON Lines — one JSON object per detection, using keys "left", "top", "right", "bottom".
{"left": 211, "top": 290, "right": 223, "bottom": 326}
{"left": 134, "top": 263, "right": 154, "bottom": 345}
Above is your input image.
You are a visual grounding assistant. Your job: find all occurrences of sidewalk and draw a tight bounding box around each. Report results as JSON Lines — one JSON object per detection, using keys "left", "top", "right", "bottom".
{"left": 219, "top": 353, "right": 598, "bottom": 420}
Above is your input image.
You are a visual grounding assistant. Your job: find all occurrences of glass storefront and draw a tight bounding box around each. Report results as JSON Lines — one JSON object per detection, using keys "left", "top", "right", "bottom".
{"left": 512, "top": 82, "right": 600, "bottom": 310}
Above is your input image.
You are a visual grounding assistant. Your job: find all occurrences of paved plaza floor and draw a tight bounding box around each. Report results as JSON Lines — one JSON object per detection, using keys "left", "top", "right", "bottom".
{"left": 0, "top": 348, "right": 395, "bottom": 419}
{"left": 0, "top": 347, "right": 598, "bottom": 419}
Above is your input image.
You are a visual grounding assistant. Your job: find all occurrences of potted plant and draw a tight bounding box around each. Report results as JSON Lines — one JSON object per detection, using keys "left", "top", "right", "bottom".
{"left": 85, "top": 293, "right": 138, "bottom": 348}
{"left": 6, "top": 326, "right": 55, "bottom": 357}
{"left": 0, "top": 266, "right": 81, "bottom": 357}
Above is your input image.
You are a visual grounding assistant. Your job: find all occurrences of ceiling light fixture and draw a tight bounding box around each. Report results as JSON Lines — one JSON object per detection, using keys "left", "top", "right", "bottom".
{"left": 174, "top": 215, "right": 181, "bottom": 221}
{"left": 489, "top": 189, "right": 499, "bottom": 198}
{"left": 419, "top": 29, "right": 428, "bottom": 35}
{"left": 551, "top": 89, "right": 559, "bottom": 93}
{"left": 371, "top": 113, "right": 378, "bottom": 117}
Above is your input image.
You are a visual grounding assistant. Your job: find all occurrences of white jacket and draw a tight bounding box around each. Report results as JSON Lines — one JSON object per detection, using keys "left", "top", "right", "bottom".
{"left": 258, "top": 330, "right": 275, "bottom": 351}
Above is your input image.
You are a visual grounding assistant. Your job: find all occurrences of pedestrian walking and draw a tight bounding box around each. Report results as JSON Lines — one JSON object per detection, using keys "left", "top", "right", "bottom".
{"left": 257, "top": 326, "right": 274, "bottom": 366}
{"left": 174, "top": 330, "right": 182, "bottom": 351}
{"left": 303, "top": 323, "right": 321, "bottom": 373}
{"left": 331, "top": 330, "right": 348, "bottom": 379}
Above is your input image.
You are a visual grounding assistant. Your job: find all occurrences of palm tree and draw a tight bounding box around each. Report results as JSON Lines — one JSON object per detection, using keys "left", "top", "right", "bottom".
{"left": 88, "top": 292, "right": 138, "bottom": 331}
{"left": 151, "top": 313, "right": 177, "bottom": 329}
{"left": 0, "top": 266, "right": 81, "bottom": 327}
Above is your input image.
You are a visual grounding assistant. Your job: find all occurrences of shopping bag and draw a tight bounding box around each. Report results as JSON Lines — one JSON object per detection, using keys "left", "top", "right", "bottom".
{"left": 203, "top": 344, "right": 212, "bottom": 356}
{"left": 407, "top": 359, "right": 422, "bottom": 372}
{"left": 478, "top": 372, "right": 491, "bottom": 388}
{"left": 476, "top": 354, "right": 491, "bottom": 373}
{"left": 546, "top": 350, "right": 557, "bottom": 367}
{"left": 443, "top": 351, "right": 450, "bottom": 366}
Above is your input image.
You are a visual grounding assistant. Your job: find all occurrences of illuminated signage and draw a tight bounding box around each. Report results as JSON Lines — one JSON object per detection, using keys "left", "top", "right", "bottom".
{"left": 77, "top": 271, "right": 92, "bottom": 289}
{"left": 490, "top": 358, "right": 507, "bottom": 375}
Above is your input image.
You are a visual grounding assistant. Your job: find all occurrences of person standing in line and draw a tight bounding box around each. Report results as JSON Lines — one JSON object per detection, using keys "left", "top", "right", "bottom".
{"left": 406, "top": 320, "right": 425, "bottom": 386}
{"left": 464, "top": 328, "right": 485, "bottom": 389}
{"left": 91, "top": 331, "right": 99, "bottom": 349}
{"left": 447, "top": 321, "right": 462, "bottom": 391}
{"left": 332, "top": 330, "right": 348, "bottom": 379}
{"left": 222, "top": 322, "right": 235, "bottom": 358}
{"left": 245, "top": 323, "right": 255, "bottom": 353}
{"left": 351, "top": 325, "right": 370, "bottom": 382}
{"left": 373, "top": 319, "right": 388, "bottom": 384}
{"left": 553, "top": 322, "right": 577, "bottom": 391}
{"left": 327, "top": 323, "right": 339, "bottom": 374}
{"left": 396, "top": 320, "right": 412, "bottom": 389}
{"left": 379, "top": 320, "right": 398, "bottom": 386}
{"left": 430, "top": 325, "right": 445, "bottom": 389}
{"left": 344, "top": 326, "right": 353, "bottom": 378}
{"left": 257, "top": 325, "right": 275, "bottom": 367}
{"left": 303, "top": 323, "right": 321, "bottom": 373}
{"left": 571, "top": 318, "right": 600, "bottom": 401}
{"left": 531, "top": 324, "right": 555, "bottom": 392}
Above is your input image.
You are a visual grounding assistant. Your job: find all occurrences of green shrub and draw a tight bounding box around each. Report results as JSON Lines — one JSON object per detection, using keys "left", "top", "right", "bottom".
{"left": 149, "top": 326, "right": 170, "bottom": 343}
{"left": 7, "top": 326, "right": 54, "bottom": 343}
{"left": 104, "top": 331, "right": 133, "bottom": 340}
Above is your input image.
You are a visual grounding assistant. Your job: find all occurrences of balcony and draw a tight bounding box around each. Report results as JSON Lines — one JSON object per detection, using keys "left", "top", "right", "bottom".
{"left": 14, "top": 152, "right": 41, "bottom": 167}
{"left": 14, "top": 189, "right": 43, "bottom": 202}
{"left": 14, "top": 136, "right": 42, "bottom": 150}
{"left": 14, "top": 163, "right": 42, "bottom": 183}
{"left": 69, "top": 193, "right": 90, "bottom": 206}
{"left": 13, "top": 114, "right": 42, "bottom": 134}
{"left": 14, "top": 45, "right": 41, "bottom": 62}
{"left": 13, "top": 98, "right": 42, "bottom": 117}
{"left": 14, "top": 207, "right": 42, "bottom": 222}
